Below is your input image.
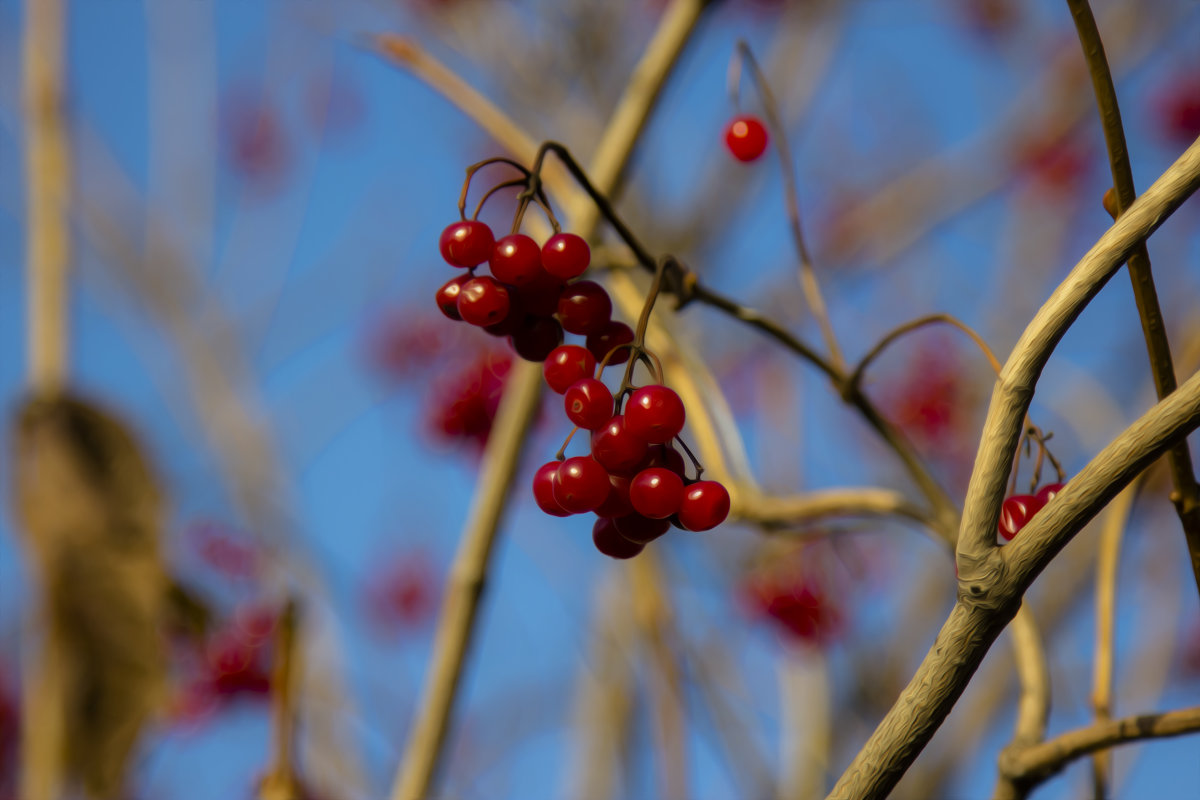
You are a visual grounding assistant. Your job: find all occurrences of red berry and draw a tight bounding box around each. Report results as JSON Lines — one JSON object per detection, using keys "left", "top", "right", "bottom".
{"left": 724, "top": 114, "right": 769, "bottom": 162}
{"left": 435, "top": 275, "right": 471, "bottom": 321}
{"left": 613, "top": 513, "right": 670, "bottom": 545}
{"left": 457, "top": 276, "right": 510, "bottom": 327}
{"left": 541, "top": 232, "right": 591, "bottom": 280}
{"left": 590, "top": 414, "right": 650, "bottom": 474}
{"left": 625, "top": 385, "right": 686, "bottom": 444}
{"left": 564, "top": 379, "right": 615, "bottom": 431}
{"left": 678, "top": 481, "right": 730, "bottom": 531}
{"left": 595, "top": 474, "right": 635, "bottom": 518}
{"left": 439, "top": 220, "right": 495, "bottom": 267}
{"left": 543, "top": 345, "right": 596, "bottom": 394}
{"left": 490, "top": 234, "right": 543, "bottom": 286}
{"left": 556, "top": 280, "right": 612, "bottom": 335}
{"left": 629, "top": 467, "right": 684, "bottom": 519}
{"left": 1035, "top": 482, "right": 1064, "bottom": 506}
{"left": 998, "top": 494, "right": 1038, "bottom": 541}
{"left": 593, "top": 517, "right": 644, "bottom": 559}
{"left": 554, "top": 456, "right": 611, "bottom": 513}
{"left": 586, "top": 321, "right": 635, "bottom": 366}
{"left": 518, "top": 271, "right": 566, "bottom": 317}
{"left": 509, "top": 316, "right": 563, "bottom": 362}
{"left": 482, "top": 307, "right": 525, "bottom": 337}
{"left": 532, "top": 461, "right": 572, "bottom": 517}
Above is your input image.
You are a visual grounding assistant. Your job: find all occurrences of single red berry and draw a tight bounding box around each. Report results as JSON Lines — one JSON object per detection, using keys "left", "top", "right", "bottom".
{"left": 532, "top": 461, "right": 572, "bottom": 517}
{"left": 556, "top": 280, "right": 612, "bottom": 335}
{"left": 510, "top": 316, "right": 563, "bottom": 362}
{"left": 613, "top": 513, "right": 670, "bottom": 545}
{"left": 998, "top": 494, "right": 1038, "bottom": 541}
{"left": 1035, "top": 482, "right": 1064, "bottom": 506}
{"left": 435, "top": 275, "right": 472, "bottom": 321}
{"left": 629, "top": 467, "right": 685, "bottom": 519}
{"left": 595, "top": 474, "right": 635, "bottom": 519}
{"left": 637, "top": 443, "right": 687, "bottom": 477}
{"left": 590, "top": 414, "right": 650, "bottom": 474}
{"left": 586, "top": 321, "right": 635, "bottom": 366}
{"left": 482, "top": 307, "right": 526, "bottom": 337}
{"left": 724, "top": 114, "right": 769, "bottom": 162}
{"left": 457, "top": 276, "right": 510, "bottom": 327}
{"left": 678, "top": 481, "right": 730, "bottom": 531}
{"left": 518, "top": 271, "right": 566, "bottom": 317}
{"left": 490, "top": 234, "right": 543, "bottom": 286}
{"left": 543, "top": 345, "right": 596, "bottom": 394}
{"left": 593, "top": 517, "right": 644, "bottom": 559}
{"left": 626, "top": 385, "right": 686, "bottom": 444}
{"left": 439, "top": 220, "right": 495, "bottom": 267}
{"left": 554, "top": 456, "right": 611, "bottom": 514}
{"left": 541, "top": 232, "right": 591, "bottom": 280}
{"left": 564, "top": 378, "right": 615, "bottom": 431}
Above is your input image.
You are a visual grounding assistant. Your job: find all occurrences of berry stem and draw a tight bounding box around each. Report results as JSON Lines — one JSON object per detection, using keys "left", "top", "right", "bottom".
{"left": 673, "top": 435, "right": 703, "bottom": 480}
{"left": 730, "top": 40, "right": 844, "bottom": 373}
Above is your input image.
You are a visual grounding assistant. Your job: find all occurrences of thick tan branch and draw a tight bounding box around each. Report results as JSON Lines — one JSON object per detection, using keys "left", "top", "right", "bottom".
{"left": 957, "top": 135, "right": 1200, "bottom": 572}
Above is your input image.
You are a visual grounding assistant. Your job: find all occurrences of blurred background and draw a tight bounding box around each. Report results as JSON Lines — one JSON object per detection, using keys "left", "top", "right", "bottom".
{"left": 1, "top": 0, "right": 1199, "bottom": 797}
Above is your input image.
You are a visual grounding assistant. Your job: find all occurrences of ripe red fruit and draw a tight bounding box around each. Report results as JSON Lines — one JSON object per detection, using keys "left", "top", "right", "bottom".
{"left": 439, "top": 220, "right": 495, "bottom": 267}
{"left": 593, "top": 517, "right": 644, "bottom": 559}
{"left": 435, "top": 275, "right": 472, "bottom": 321}
{"left": 586, "top": 320, "right": 635, "bottom": 366}
{"left": 724, "top": 114, "right": 769, "bottom": 162}
{"left": 543, "top": 345, "right": 596, "bottom": 394}
{"left": 554, "top": 456, "right": 611, "bottom": 513}
{"left": 556, "top": 280, "right": 613, "bottom": 335}
{"left": 489, "top": 234, "right": 543, "bottom": 286}
{"left": 564, "top": 379, "right": 615, "bottom": 431}
{"left": 518, "top": 271, "right": 566, "bottom": 317}
{"left": 457, "top": 276, "right": 510, "bottom": 327}
{"left": 626, "top": 385, "right": 686, "bottom": 444}
{"left": 613, "top": 513, "right": 670, "bottom": 545}
{"left": 998, "top": 494, "right": 1038, "bottom": 541}
{"left": 541, "top": 232, "right": 591, "bottom": 280}
{"left": 595, "top": 474, "right": 635, "bottom": 518}
{"left": 590, "top": 414, "right": 649, "bottom": 474}
{"left": 678, "top": 481, "right": 730, "bottom": 531}
{"left": 641, "top": 444, "right": 687, "bottom": 476}
{"left": 1035, "top": 482, "right": 1064, "bottom": 506}
{"left": 509, "top": 316, "right": 563, "bottom": 362}
{"left": 532, "top": 461, "right": 572, "bottom": 517}
{"left": 629, "top": 467, "right": 685, "bottom": 519}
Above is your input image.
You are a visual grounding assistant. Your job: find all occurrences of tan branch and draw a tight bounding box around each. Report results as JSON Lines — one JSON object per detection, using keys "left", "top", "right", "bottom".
{"left": 23, "top": 0, "right": 70, "bottom": 394}
{"left": 999, "top": 706, "right": 1200, "bottom": 787}
{"left": 386, "top": 3, "right": 713, "bottom": 798}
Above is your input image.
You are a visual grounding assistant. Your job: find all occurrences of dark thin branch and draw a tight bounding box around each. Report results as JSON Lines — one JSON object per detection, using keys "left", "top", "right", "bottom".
{"left": 1066, "top": 0, "right": 1200, "bottom": 599}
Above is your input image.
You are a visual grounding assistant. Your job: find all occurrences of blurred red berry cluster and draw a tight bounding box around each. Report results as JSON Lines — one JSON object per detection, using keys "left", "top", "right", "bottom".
{"left": 364, "top": 553, "right": 438, "bottom": 636}
{"left": 171, "top": 603, "right": 279, "bottom": 726}
{"left": 740, "top": 548, "right": 842, "bottom": 647}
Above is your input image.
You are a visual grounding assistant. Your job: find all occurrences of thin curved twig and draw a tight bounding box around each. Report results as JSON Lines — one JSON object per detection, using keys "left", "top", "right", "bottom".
{"left": 998, "top": 706, "right": 1200, "bottom": 788}
{"left": 732, "top": 41, "right": 844, "bottom": 372}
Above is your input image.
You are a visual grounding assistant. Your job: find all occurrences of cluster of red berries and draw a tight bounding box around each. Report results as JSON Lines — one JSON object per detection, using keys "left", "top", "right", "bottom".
{"left": 533, "top": 348, "right": 731, "bottom": 559}
{"left": 998, "top": 482, "right": 1063, "bottom": 542}
{"left": 435, "top": 218, "right": 633, "bottom": 363}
